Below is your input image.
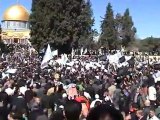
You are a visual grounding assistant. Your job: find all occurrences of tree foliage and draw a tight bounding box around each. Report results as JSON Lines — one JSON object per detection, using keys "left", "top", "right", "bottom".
{"left": 0, "top": 24, "right": 2, "bottom": 40}
{"left": 78, "top": 0, "right": 95, "bottom": 49}
{"left": 114, "top": 13, "right": 123, "bottom": 48}
{"left": 99, "top": 3, "right": 116, "bottom": 50}
{"left": 29, "top": 0, "right": 46, "bottom": 51}
{"left": 139, "top": 37, "right": 160, "bottom": 52}
{"left": 30, "top": 0, "right": 95, "bottom": 52}
{"left": 99, "top": 3, "right": 137, "bottom": 50}
{"left": 0, "top": 24, "right": 9, "bottom": 54}
{"left": 124, "top": 37, "right": 160, "bottom": 53}
{"left": 121, "top": 9, "right": 136, "bottom": 47}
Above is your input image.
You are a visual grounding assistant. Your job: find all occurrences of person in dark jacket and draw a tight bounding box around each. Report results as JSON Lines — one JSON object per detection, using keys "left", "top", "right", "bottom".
{"left": 28, "top": 98, "right": 48, "bottom": 120}
{"left": 136, "top": 110, "right": 146, "bottom": 120}
{"left": 10, "top": 93, "right": 27, "bottom": 113}
{"left": 143, "top": 100, "right": 151, "bottom": 119}
{"left": 64, "top": 100, "right": 82, "bottom": 120}
{"left": 28, "top": 109, "right": 48, "bottom": 120}
{"left": 85, "top": 82, "right": 95, "bottom": 99}
{"left": 0, "top": 91, "right": 9, "bottom": 120}
{"left": 86, "top": 104, "right": 123, "bottom": 120}
{"left": 50, "top": 108, "right": 64, "bottom": 120}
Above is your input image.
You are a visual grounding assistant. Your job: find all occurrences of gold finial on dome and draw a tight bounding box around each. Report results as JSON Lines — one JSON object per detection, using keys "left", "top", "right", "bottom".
{"left": 2, "top": 4, "right": 29, "bottom": 21}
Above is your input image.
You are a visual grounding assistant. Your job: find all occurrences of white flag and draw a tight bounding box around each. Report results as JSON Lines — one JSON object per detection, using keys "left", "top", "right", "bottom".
{"left": 6, "top": 69, "right": 17, "bottom": 74}
{"left": 41, "top": 44, "right": 53, "bottom": 69}
{"left": 83, "top": 48, "right": 87, "bottom": 55}
{"left": 2, "top": 72, "right": 9, "bottom": 79}
{"left": 55, "top": 54, "right": 68, "bottom": 65}
{"left": 1, "top": 53, "right": 4, "bottom": 59}
{"left": 52, "top": 50, "right": 58, "bottom": 57}
{"left": 71, "top": 48, "right": 75, "bottom": 58}
{"left": 153, "top": 71, "right": 160, "bottom": 83}
{"left": 29, "top": 47, "right": 36, "bottom": 56}
{"left": 62, "top": 54, "right": 68, "bottom": 65}
{"left": 80, "top": 48, "right": 83, "bottom": 55}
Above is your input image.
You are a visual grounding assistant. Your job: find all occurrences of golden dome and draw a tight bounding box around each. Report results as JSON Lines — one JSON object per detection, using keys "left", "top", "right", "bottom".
{"left": 3, "top": 4, "right": 29, "bottom": 21}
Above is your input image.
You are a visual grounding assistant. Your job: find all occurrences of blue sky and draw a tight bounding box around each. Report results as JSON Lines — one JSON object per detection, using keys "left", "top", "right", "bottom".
{"left": 0, "top": 0, "right": 160, "bottom": 39}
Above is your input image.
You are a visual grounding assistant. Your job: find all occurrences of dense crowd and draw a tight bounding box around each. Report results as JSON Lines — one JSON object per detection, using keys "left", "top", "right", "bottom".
{"left": 0, "top": 45, "right": 160, "bottom": 120}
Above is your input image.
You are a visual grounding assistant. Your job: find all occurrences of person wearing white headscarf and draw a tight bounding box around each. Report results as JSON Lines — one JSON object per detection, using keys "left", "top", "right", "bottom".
{"left": 5, "top": 88, "right": 15, "bottom": 96}
{"left": 90, "top": 94, "right": 102, "bottom": 108}
{"left": 148, "top": 85, "right": 157, "bottom": 106}
{"left": 19, "top": 86, "right": 27, "bottom": 95}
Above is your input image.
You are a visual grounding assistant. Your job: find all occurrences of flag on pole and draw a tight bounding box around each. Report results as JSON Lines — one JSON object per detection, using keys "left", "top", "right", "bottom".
{"left": 80, "top": 48, "right": 83, "bottom": 55}
{"left": 41, "top": 44, "right": 53, "bottom": 69}
{"left": 6, "top": 69, "right": 17, "bottom": 74}
{"left": 62, "top": 54, "right": 68, "bottom": 65}
{"left": 1, "top": 53, "right": 4, "bottom": 59}
{"left": 71, "top": 48, "right": 75, "bottom": 59}
{"left": 83, "top": 48, "right": 87, "bottom": 55}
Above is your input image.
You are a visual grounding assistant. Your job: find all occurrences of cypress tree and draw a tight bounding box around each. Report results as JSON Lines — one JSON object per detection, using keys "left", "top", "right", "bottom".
{"left": 30, "top": 0, "right": 82, "bottom": 50}
{"left": 115, "top": 13, "right": 123, "bottom": 46}
{"left": 30, "top": 0, "right": 95, "bottom": 52}
{"left": 78, "top": 0, "right": 95, "bottom": 49}
{"left": 121, "top": 8, "right": 137, "bottom": 47}
{"left": 29, "top": 0, "right": 47, "bottom": 51}
{"left": 45, "top": 0, "right": 83, "bottom": 46}
{"left": 99, "top": 3, "right": 116, "bottom": 50}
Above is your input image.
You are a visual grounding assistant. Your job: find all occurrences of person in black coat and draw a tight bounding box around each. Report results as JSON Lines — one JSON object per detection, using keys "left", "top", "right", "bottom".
{"left": 85, "top": 84, "right": 95, "bottom": 99}
{"left": 10, "top": 92, "right": 28, "bottom": 113}
{"left": 0, "top": 92, "right": 9, "bottom": 120}
{"left": 28, "top": 109, "right": 48, "bottom": 120}
{"left": 28, "top": 97, "right": 48, "bottom": 120}
{"left": 136, "top": 110, "right": 146, "bottom": 120}
{"left": 86, "top": 104, "right": 123, "bottom": 120}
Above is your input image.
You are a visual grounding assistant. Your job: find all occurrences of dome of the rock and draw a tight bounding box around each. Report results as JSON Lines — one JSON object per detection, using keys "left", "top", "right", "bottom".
{"left": 3, "top": 4, "right": 29, "bottom": 21}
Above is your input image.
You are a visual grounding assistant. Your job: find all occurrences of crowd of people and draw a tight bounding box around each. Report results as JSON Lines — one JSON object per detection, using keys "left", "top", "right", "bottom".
{"left": 0, "top": 45, "right": 160, "bottom": 120}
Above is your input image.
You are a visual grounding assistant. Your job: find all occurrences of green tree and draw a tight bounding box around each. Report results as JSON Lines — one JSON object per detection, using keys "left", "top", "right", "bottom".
{"left": 115, "top": 13, "right": 123, "bottom": 48}
{"left": 78, "top": 0, "right": 95, "bottom": 49}
{"left": 121, "top": 8, "right": 136, "bottom": 47}
{"left": 99, "top": 3, "right": 116, "bottom": 50}
{"left": 139, "top": 37, "right": 160, "bottom": 52}
{"left": 0, "top": 24, "right": 2, "bottom": 40}
{"left": 46, "top": 0, "right": 85, "bottom": 51}
{"left": 30, "top": 0, "right": 93, "bottom": 52}
{"left": 29, "top": 0, "right": 46, "bottom": 51}
{"left": 0, "top": 24, "right": 7, "bottom": 54}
